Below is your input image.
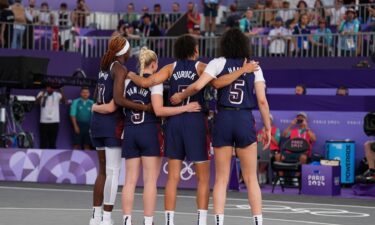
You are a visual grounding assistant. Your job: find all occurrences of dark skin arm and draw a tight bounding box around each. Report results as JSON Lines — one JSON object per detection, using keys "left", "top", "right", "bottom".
{"left": 112, "top": 63, "right": 152, "bottom": 112}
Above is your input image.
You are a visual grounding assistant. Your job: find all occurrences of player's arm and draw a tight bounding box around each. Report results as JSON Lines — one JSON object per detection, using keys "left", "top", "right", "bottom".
{"left": 150, "top": 84, "right": 201, "bottom": 117}
{"left": 254, "top": 71, "right": 271, "bottom": 150}
{"left": 113, "top": 64, "right": 151, "bottom": 112}
{"left": 170, "top": 72, "right": 214, "bottom": 105}
{"left": 210, "top": 59, "right": 260, "bottom": 89}
{"left": 92, "top": 99, "right": 117, "bottom": 114}
{"left": 127, "top": 64, "right": 172, "bottom": 88}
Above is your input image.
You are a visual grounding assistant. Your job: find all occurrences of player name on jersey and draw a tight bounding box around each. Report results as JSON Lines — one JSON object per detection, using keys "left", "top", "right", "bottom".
{"left": 227, "top": 67, "right": 241, "bottom": 74}
{"left": 172, "top": 70, "right": 197, "bottom": 80}
{"left": 126, "top": 86, "right": 149, "bottom": 98}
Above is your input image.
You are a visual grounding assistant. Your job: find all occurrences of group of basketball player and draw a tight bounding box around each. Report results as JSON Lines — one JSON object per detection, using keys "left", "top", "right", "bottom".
{"left": 89, "top": 28, "right": 271, "bottom": 225}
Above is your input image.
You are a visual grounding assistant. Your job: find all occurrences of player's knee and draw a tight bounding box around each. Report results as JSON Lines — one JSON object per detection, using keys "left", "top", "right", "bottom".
{"left": 167, "top": 171, "right": 181, "bottom": 184}
{"left": 106, "top": 165, "right": 120, "bottom": 177}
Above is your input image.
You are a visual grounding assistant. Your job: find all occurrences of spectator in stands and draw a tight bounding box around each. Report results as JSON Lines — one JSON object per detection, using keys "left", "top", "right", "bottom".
{"left": 25, "top": 0, "right": 39, "bottom": 24}
{"left": 192, "top": 24, "right": 202, "bottom": 37}
{"left": 282, "top": 112, "right": 317, "bottom": 164}
{"left": 225, "top": 3, "right": 241, "bottom": 29}
{"left": 268, "top": 16, "right": 290, "bottom": 56}
{"left": 11, "top": 0, "right": 27, "bottom": 49}
{"left": 72, "top": 0, "right": 90, "bottom": 28}
{"left": 58, "top": 3, "right": 70, "bottom": 27}
{"left": 0, "top": 0, "right": 14, "bottom": 48}
{"left": 239, "top": 9, "right": 258, "bottom": 36}
{"left": 39, "top": 2, "right": 54, "bottom": 25}
{"left": 263, "top": 0, "right": 276, "bottom": 27}
{"left": 277, "top": 1, "right": 295, "bottom": 27}
{"left": 365, "top": 7, "right": 375, "bottom": 31}
{"left": 312, "top": 18, "right": 332, "bottom": 56}
{"left": 170, "top": 2, "right": 182, "bottom": 24}
{"left": 153, "top": 3, "right": 168, "bottom": 29}
{"left": 295, "top": 84, "right": 307, "bottom": 95}
{"left": 36, "top": 86, "right": 67, "bottom": 149}
{"left": 336, "top": 86, "right": 349, "bottom": 96}
{"left": 310, "top": 0, "right": 326, "bottom": 26}
{"left": 123, "top": 3, "right": 138, "bottom": 27}
{"left": 142, "top": 6, "right": 149, "bottom": 14}
{"left": 187, "top": 2, "right": 201, "bottom": 34}
{"left": 202, "top": 0, "right": 220, "bottom": 36}
{"left": 356, "top": 141, "right": 375, "bottom": 182}
{"left": 139, "top": 13, "right": 161, "bottom": 37}
{"left": 292, "top": 13, "right": 312, "bottom": 56}
{"left": 338, "top": 8, "right": 360, "bottom": 56}
{"left": 326, "top": 0, "right": 346, "bottom": 26}
{"left": 70, "top": 87, "right": 93, "bottom": 150}
{"left": 295, "top": 0, "right": 310, "bottom": 20}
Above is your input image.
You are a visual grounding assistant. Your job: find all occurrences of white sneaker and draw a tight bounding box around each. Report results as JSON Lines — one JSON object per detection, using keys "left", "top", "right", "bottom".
{"left": 100, "top": 220, "right": 114, "bottom": 225}
{"left": 89, "top": 217, "right": 101, "bottom": 225}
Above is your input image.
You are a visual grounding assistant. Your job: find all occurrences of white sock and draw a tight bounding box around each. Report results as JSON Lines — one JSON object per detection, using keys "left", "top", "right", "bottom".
{"left": 165, "top": 211, "right": 174, "bottom": 225}
{"left": 92, "top": 206, "right": 102, "bottom": 219}
{"left": 215, "top": 214, "right": 224, "bottom": 225}
{"left": 102, "top": 211, "right": 112, "bottom": 222}
{"left": 144, "top": 216, "right": 153, "bottom": 225}
{"left": 253, "top": 215, "right": 263, "bottom": 225}
{"left": 198, "top": 209, "right": 207, "bottom": 225}
{"left": 123, "top": 215, "right": 132, "bottom": 225}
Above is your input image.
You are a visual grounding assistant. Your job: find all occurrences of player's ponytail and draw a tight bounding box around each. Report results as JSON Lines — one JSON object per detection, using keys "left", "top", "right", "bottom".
{"left": 138, "top": 46, "right": 158, "bottom": 77}
{"left": 100, "top": 35, "right": 127, "bottom": 71}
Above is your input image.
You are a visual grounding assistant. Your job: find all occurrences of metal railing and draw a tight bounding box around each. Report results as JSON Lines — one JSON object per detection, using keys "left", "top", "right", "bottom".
{"left": 1, "top": 23, "right": 374, "bottom": 58}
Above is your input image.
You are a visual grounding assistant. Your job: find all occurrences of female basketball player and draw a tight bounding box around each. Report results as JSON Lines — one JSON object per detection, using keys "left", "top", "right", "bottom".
{"left": 90, "top": 35, "right": 148, "bottom": 225}
{"left": 170, "top": 28, "right": 271, "bottom": 225}
{"left": 121, "top": 47, "right": 201, "bottom": 225}
{"left": 127, "top": 34, "right": 259, "bottom": 225}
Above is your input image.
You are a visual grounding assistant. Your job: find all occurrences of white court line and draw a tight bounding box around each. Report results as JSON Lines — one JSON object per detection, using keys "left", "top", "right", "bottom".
{"left": 0, "top": 207, "right": 342, "bottom": 225}
{"left": 0, "top": 186, "right": 374, "bottom": 210}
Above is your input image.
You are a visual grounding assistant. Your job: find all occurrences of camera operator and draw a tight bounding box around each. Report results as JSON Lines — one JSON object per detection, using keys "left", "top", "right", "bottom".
{"left": 36, "top": 86, "right": 66, "bottom": 149}
{"left": 281, "top": 112, "right": 317, "bottom": 164}
{"left": 356, "top": 141, "right": 375, "bottom": 182}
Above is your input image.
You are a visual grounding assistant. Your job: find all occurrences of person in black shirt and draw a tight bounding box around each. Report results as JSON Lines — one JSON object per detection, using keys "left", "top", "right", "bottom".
{"left": 139, "top": 13, "right": 161, "bottom": 37}
{"left": 0, "top": 0, "right": 14, "bottom": 48}
{"left": 225, "top": 4, "right": 241, "bottom": 29}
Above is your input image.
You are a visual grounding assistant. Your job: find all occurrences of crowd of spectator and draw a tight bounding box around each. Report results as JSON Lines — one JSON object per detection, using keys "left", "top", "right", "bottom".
{"left": 1, "top": 0, "right": 375, "bottom": 56}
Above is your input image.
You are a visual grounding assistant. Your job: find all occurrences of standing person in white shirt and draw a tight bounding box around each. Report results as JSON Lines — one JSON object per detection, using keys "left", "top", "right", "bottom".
{"left": 326, "top": 0, "right": 346, "bottom": 26}
{"left": 268, "top": 17, "right": 290, "bottom": 56}
{"left": 25, "top": 0, "right": 39, "bottom": 24}
{"left": 36, "top": 86, "right": 66, "bottom": 149}
{"left": 277, "top": 1, "right": 295, "bottom": 27}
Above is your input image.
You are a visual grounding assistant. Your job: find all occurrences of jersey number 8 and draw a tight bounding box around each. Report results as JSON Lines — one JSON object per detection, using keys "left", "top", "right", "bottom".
{"left": 131, "top": 100, "right": 145, "bottom": 124}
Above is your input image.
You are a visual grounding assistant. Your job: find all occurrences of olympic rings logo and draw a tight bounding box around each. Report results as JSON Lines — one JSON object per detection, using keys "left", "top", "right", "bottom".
{"left": 163, "top": 161, "right": 196, "bottom": 181}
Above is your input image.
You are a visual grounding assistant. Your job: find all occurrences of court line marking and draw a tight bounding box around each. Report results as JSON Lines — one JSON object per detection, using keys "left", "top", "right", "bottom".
{"left": 0, "top": 207, "right": 342, "bottom": 225}
{"left": 0, "top": 186, "right": 374, "bottom": 210}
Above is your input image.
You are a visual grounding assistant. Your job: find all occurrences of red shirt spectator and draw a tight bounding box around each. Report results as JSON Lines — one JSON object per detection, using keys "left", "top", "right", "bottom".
{"left": 187, "top": 2, "right": 200, "bottom": 33}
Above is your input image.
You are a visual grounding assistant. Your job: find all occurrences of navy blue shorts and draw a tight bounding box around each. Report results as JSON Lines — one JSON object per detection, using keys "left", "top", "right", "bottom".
{"left": 164, "top": 113, "right": 209, "bottom": 162}
{"left": 204, "top": 3, "right": 218, "bottom": 17}
{"left": 212, "top": 109, "right": 256, "bottom": 148}
{"left": 122, "top": 123, "right": 162, "bottom": 159}
{"left": 91, "top": 137, "right": 121, "bottom": 149}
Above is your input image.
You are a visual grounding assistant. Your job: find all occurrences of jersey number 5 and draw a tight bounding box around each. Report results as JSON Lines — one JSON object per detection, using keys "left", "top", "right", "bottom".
{"left": 229, "top": 80, "right": 245, "bottom": 105}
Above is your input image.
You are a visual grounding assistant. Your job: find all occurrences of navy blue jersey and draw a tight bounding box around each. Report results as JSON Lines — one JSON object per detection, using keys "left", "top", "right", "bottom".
{"left": 216, "top": 58, "right": 256, "bottom": 109}
{"left": 124, "top": 74, "right": 160, "bottom": 126}
{"left": 167, "top": 60, "right": 205, "bottom": 108}
{"left": 90, "top": 62, "right": 120, "bottom": 138}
